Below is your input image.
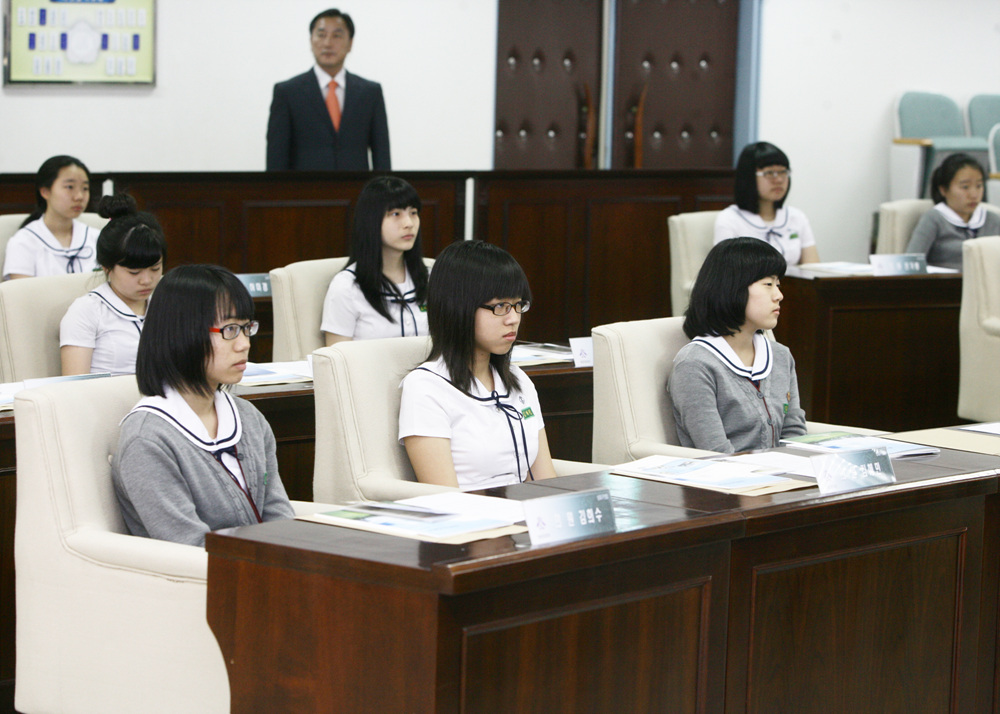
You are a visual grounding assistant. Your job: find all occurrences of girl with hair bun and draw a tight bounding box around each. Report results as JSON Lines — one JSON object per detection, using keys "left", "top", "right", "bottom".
{"left": 321, "top": 175, "right": 429, "bottom": 343}
{"left": 398, "top": 240, "right": 558, "bottom": 490}
{"left": 60, "top": 193, "right": 167, "bottom": 375}
{"left": 906, "top": 153, "right": 1000, "bottom": 270}
{"left": 4, "top": 155, "right": 99, "bottom": 279}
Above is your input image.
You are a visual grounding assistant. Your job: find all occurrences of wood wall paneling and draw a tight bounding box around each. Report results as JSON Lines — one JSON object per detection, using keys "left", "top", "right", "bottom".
{"left": 613, "top": 1, "right": 738, "bottom": 169}
{"left": 494, "top": 0, "right": 602, "bottom": 169}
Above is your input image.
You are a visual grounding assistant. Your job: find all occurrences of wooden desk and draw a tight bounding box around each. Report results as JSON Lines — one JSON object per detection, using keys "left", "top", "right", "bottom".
{"left": 207, "top": 448, "right": 1000, "bottom": 713}
{"left": 774, "top": 270, "right": 962, "bottom": 432}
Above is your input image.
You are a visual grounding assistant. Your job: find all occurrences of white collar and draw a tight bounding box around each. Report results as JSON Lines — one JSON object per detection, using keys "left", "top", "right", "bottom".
{"left": 314, "top": 65, "right": 347, "bottom": 92}
{"left": 91, "top": 281, "right": 144, "bottom": 324}
{"left": 690, "top": 332, "right": 773, "bottom": 380}
{"left": 126, "top": 385, "right": 242, "bottom": 452}
{"left": 420, "top": 357, "right": 512, "bottom": 405}
{"left": 934, "top": 202, "right": 986, "bottom": 230}
{"left": 24, "top": 218, "right": 95, "bottom": 258}
{"left": 734, "top": 206, "right": 788, "bottom": 230}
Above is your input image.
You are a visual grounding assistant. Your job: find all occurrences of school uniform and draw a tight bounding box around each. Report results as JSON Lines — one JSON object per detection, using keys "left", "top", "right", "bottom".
{"left": 59, "top": 282, "right": 145, "bottom": 375}
{"left": 398, "top": 357, "right": 545, "bottom": 491}
{"left": 713, "top": 205, "right": 817, "bottom": 265}
{"left": 321, "top": 263, "right": 428, "bottom": 339}
{"left": 112, "top": 386, "right": 294, "bottom": 547}
{"left": 2, "top": 217, "right": 98, "bottom": 279}
{"left": 668, "top": 332, "right": 807, "bottom": 454}
{"left": 906, "top": 203, "right": 1000, "bottom": 271}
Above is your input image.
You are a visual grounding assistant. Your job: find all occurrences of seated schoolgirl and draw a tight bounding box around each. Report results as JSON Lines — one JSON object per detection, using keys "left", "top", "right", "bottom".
{"left": 60, "top": 194, "right": 166, "bottom": 376}
{"left": 906, "top": 153, "right": 1000, "bottom": 270}
{"left": 668, "top": 237, "right": 807, "bottom": 453}
{"left": 4, "top": 155, "right": 100, "bottom": 280}
{"left": 714, "top": 142, "right": 820, "bottom": 265}
{"left": 398, "top": 240, "right": 558, "bottom": 490}
{"left": 112, "top": 265, "right": 294, "bottom": 546}
{"left": 321, "top": 176, "right": 429, "bottom": 344}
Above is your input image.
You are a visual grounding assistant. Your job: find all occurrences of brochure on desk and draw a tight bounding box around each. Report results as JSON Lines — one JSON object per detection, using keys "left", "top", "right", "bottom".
{"left": 780, "top": 433, "right": 939, "bottom": 458}
{"left": 611, "top": 454, "right": 812, "bottom": 496}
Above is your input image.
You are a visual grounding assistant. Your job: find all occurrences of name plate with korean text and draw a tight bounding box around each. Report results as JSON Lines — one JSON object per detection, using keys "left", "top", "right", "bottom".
{"left": 811, "top": 447, "right": 896, "bottom": 496}
{"left": 522, "top": 488, "right": 615, "bottom": 546}
{"left": 869, "top": 254, "right": 927, "bottom": 276}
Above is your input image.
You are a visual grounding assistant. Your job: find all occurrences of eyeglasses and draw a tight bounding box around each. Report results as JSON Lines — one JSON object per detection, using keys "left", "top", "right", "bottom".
{"left": 210, "top": 321, "right": 259, "bottom": 340}
{"left": 479, "top": 300, "right": 531, "bottom": 316}
{"left": 756, "top": 169, "right": 791, "bottom": 180}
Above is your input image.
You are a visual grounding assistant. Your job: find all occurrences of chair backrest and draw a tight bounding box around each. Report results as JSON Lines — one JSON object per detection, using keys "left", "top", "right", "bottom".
{"left": 0, "top": 212, "right": 109, "bottom": 276}
{"left": 668, "top": 210, "right": 720, "bottom": 316}
{"left": 958, "top": 236, "right": 1000, "bottom": 422}
{"left": 269, "top": 257, "right": 350, "bottom": 361}
{"left": 968, "top": 94, "right": 1000, "bottom": 138}
{"left": 0, "top": 271, "right": 100, "bottom": 381}
{"left": 875, "top": 198, "right": 933, "bottom": 254}
{"left": 591, "top": 316, "right": 690, "bottom": 464}
{"left": 990, "top": 123, "right": 1000, "bottom": 175}
{"left": 270, "top": 256, "right": 435, "bottom": 361}
{"left": 897, "top": 91, "right": 966, "bottom": 138}
{"left": 313, "top": 336, "right": 444, "bottom": 502}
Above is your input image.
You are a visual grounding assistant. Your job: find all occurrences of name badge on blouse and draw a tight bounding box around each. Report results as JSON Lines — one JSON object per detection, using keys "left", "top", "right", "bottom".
{"left": 523, "top": 488, "right": 615, "bottom": 545}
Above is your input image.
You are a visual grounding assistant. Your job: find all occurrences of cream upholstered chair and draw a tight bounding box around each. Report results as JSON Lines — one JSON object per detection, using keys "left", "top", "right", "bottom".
{"left": 269, "top": 257, "right": 349, "bottom": 361}
{"left": 313, "top": 337, "right": 598, "bottom": 502}
{"left": 668, "top": 210, "right": 720, "bottom": 317}
{"left": 0, "top": 211, "right": 109, "bottom": 273}
{"left": 876, "top": 199, "right": 1000, "bottom": 255}
{"left": 592, "top": 317, "right": 880, "bottom": 465}
{"left": 958, "top": 236, "right": 1000, "bottom": 421}
{"left": 0, "top": 271, "right": 99, "bottom": 381}
{"left": 14, "top": 375, "right": 226, "bottom": 713}
{"left": 270, "top": 256, "right": 435, "bottom": 361}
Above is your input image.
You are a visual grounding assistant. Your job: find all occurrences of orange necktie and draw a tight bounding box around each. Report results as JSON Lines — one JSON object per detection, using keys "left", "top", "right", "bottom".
{"left": 326, "top": 80, "right": 341, "bottom": 131}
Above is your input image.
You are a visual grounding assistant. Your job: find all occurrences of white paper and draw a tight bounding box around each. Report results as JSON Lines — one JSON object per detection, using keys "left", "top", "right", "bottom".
{"left": 399, "top": 492, "right": 526, "bottom": 524}
{"left": 569, "top": 336, "right": 593, "bottom": 367}
{"left": 724, "top": 452, "right": 816, "bottom": 478}
{"left": 960, "top": 422, "right": 1000, "bottom": 436}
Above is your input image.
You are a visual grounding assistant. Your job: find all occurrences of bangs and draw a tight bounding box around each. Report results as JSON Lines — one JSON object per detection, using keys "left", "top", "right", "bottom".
{"left": 747, "top": 245, "right": 788, "bottom": 282}
{"left": 117, "top": 226, "right": 166, "bottom": 269}
{"left": 477, "top": 256, "right": 532, "bottom": 304}
{"left": 754, "top": 143, "right": 789, "bottom": 169}
{"left": 215, "top": 283, "right": 255, "bottom": 322}
{"left": 384, "top": 181, "right": 422, "bottom": 211}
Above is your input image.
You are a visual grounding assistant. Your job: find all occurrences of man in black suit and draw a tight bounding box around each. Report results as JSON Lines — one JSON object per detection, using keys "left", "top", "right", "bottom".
{"left": 266, "top": 8, "right": 390, "bottom": 171}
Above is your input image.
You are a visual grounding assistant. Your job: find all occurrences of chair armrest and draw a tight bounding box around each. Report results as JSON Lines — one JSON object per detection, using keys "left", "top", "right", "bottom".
{"left": 359, "top": 474, "right": 456, "bottom": 501}
{"left": 806, "top": 421, "right": 885, "bottom": 436}
{"left": 628, "top": 439, "right": 719, "bottom": 460}
{"left": 291, "top": 500, "right": 340, "bottom": 515}
{"left": 982, "top": 317, "right": 1000, "bottom": 337}
{"left": 66, "top": 528, "right": 207, "bottom": 581}
{"left": 553, "top": 459, "right": 609, "bottom": 476}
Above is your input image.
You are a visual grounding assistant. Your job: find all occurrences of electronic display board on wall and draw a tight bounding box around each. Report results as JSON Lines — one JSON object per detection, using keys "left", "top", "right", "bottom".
{"left": 4, "top": 0, "right": 155, "bottom": 84}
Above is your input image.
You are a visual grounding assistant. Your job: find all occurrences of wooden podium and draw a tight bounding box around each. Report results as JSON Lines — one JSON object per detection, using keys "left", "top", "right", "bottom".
{"left": 206, "top": 447, "right": 1000, "bottom": 713}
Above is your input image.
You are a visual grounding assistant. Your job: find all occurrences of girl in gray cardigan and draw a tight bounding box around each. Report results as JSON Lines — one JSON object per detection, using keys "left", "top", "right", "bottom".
{"left": 668, "top": 237, "right": 807, "bottom": 453}
{"left": 112, "top": 265, "right": 294, "bottom": 546}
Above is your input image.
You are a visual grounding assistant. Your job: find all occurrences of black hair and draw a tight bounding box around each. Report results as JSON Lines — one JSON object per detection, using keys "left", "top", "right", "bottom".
{"left": 930, "top": 153, "right": 987, "bottom": 204}
{"left": 733, "top": 141, "right": 791, "bottom": 213}
{"left": 310, "top": 8, "right": 354, "bottom": 37}
{"left": 345, "top": 176, "right": 428, "bottom": 320}
{"left": 427, "top": 241, "right": 532, "bottom": 396}
{"left": 683, "top": 237, "right": 787, "bottom": 339}
{"left": 95, "top": 194, "right": 167, "bottom": 271}
{"left": 20, "top": 155, "right": 92, "bottom": 228}
{"left": 136, "top": 265, "right": 255, "bottom": 399}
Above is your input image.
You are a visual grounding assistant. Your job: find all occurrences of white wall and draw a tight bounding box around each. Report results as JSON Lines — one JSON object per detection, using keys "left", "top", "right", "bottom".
{"left": 758, "top": 0, "right": 1000, "bottom": 260}
{"left": 0, "top": 0, "right": 499, "bottom": 172}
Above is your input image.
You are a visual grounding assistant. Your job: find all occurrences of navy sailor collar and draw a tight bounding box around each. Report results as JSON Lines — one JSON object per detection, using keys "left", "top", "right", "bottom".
{"left": 90, "top": 281, "right": 145, "bottom": 325}
{"left": 24, "top": 220, "right": 96, "bottom": 259}
{"left": 691, "top": 332, "right": 773, "bottom": 380}
{"left": 125, "top": 385, "right": 242, "bottom": 452}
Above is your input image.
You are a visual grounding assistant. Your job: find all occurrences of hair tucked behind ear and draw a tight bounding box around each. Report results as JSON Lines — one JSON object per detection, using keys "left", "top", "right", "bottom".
{"left": 930, "top": 153, "right": 986, "bottom": 204}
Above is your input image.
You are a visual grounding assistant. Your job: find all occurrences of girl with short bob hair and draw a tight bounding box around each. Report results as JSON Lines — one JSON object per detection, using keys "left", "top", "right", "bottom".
{"left": 112, "top": 265, "right": 294, "bottom": 546}
{"left": 322, "top": 176, "right": 430, "bottom": 343}
{"left": 4, "top": 155, "right": 100, "bottom": 279}
{"left": 398, "top": 240, "right": 558, "bottom": 490}
{"left": 60, "top": 193, "right": 167, "bottom": 375}
{"left": 906, "top": 153, "right": 1000, "bottom": 270}
{"left": 713, "top": 141, "right": 820, "bottom": 265}
{"left": 669, "top": 237, "right": 807, "bottom": 453}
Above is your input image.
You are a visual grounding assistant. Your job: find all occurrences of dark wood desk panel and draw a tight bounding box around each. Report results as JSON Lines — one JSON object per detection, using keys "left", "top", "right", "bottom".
{"left": 111, "top": 172, "right": 468, "bottom": 273}
{"left": 774, "top": 271, "right": 962, "bottom": 432}
{"left": 474, "top": 170, "right": 732, "bottom": 340}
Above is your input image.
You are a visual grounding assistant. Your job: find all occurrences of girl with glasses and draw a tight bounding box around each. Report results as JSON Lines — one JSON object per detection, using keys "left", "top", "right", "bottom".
{"left": 669, "top": 237, "right": 807, "bottom": 453}
{"left": 322, "top": 176, "right": 429, "bottom": 344}
{"left": 713, "top": 141, "right": 820, "bottom": 265}
{"left": 906, "top": 153, "right": 1000, "bottom": 270}
{"left": 4, "top": 155, "right": 100, "bottom": 279}
{"left": 60, "top": 193, "right": 166, "bottom": 376}
{"left": 398, "top": 240, "right": 558, "bottom": 490}
{"left": 112, "top": 265, "right": 293, "bottom": 546}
